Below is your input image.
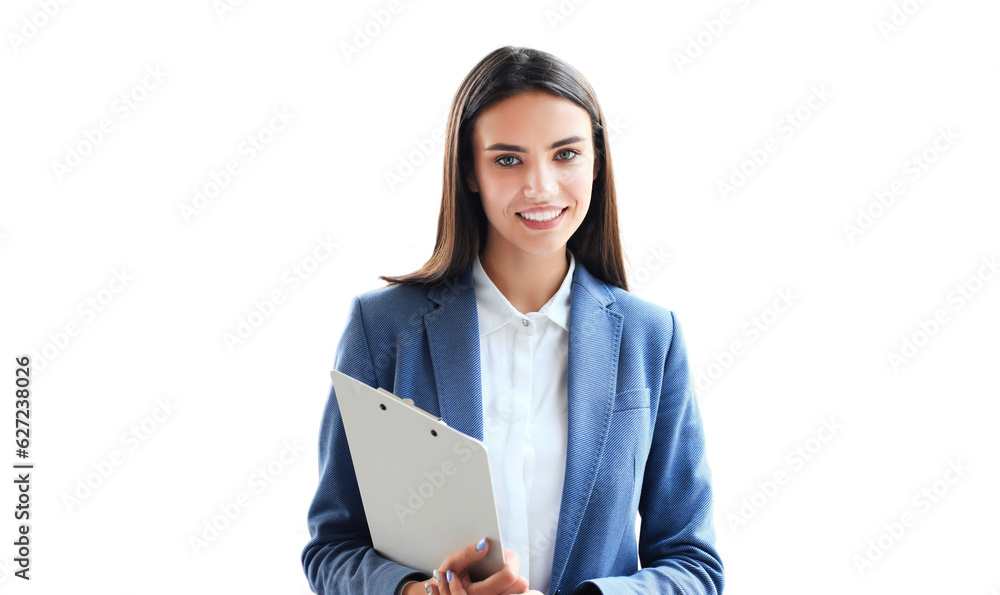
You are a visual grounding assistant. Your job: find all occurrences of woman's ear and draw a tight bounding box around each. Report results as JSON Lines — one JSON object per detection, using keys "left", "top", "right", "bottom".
{"left": 466, "top": 169, "right": 479, "bottom": 193}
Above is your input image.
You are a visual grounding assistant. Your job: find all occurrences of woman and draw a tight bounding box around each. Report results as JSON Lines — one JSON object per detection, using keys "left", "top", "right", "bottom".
{"left": 302, "top": 46, "right": 724, "bottom": 595}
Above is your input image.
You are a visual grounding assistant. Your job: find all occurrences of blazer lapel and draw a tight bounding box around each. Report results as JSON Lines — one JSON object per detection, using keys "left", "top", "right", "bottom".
{"left": 550, "top": 261, "right": 623, "bottom": 591}
{"left": 424, "top": 266, "right": 485, "bottom": 441}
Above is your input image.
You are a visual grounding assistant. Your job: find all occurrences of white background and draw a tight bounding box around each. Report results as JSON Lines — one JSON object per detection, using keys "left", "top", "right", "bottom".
{"left": 1, "top": 1, "right": 998, "bottom": 593}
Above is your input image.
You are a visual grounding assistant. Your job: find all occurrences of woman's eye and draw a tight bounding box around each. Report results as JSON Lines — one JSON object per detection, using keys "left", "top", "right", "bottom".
{"left": 496, "top": 155, "right": 520, "bottom": 167}
{"left": 556, "top": 149, "right": 579, "bottom": 161}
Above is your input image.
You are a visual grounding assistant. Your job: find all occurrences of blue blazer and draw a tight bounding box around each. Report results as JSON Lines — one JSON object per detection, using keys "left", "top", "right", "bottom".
{"left": 302, "top": 258, "right": 724, "bottom": 595}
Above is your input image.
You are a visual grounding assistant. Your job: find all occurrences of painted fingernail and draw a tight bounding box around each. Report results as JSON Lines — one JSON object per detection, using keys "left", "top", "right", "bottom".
{"left": 432, "top": 569, "right": 441, "bottom": 583}
{"left": 446, "top": 569, "right": 453, "bottom": 583}
{"left": 476, "top": 537, "right": 487, "bottom": 551}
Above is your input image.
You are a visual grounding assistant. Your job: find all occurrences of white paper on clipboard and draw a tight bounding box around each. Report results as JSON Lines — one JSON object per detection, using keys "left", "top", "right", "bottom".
{"left": 330, "top": 369, "right": 506, "bottom": 581}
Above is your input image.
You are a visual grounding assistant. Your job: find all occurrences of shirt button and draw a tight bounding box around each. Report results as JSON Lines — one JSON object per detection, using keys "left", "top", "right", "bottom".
{"left": 522, "top": 318, "right": 529, "bottom": 326}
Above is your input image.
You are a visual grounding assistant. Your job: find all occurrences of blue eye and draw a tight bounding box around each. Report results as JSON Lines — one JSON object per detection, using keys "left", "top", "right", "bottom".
{"left": 556, "top": 149, "right": 579, "bottom": 161}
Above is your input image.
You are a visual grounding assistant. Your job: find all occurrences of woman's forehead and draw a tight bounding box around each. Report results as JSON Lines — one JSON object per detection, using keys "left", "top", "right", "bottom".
{"left": 472, "top": 92, "right": 592, "bottom": 147}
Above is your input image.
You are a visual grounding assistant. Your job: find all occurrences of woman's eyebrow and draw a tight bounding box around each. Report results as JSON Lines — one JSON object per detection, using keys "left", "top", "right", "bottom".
{"left": 483, "top": 135, "right": 588, "bottom": 152}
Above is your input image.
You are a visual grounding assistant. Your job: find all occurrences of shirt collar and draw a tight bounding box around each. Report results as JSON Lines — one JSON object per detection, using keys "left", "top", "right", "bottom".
{"left": 472, "top": 249, "right": 575, "bottom": 336}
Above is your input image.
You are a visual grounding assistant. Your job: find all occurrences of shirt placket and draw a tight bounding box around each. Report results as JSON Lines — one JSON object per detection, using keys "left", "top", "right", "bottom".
{"left": 506, "top": 314, "right": 534, "bottom": 582}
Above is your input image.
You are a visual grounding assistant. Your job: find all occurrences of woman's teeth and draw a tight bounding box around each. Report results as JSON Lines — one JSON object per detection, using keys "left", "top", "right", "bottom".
{"left": 518, "top": 208, "right": 565, "bottom": 222}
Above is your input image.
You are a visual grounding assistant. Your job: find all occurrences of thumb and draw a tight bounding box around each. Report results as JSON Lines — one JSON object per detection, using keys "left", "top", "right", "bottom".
{"left": 442, "top": 537, "right": 490, "bottom": 578}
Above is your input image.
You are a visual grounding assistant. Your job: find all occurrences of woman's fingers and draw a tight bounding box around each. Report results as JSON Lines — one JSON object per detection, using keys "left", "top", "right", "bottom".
{"left": 446, "top": 568, "right": 470, "bottom": 595}
{"left": 435, "top": 542, "right": 535, "bottom": 595}
{"left": 439, "top": 538, "right": 490, "bottom": 578}
{"left": 408, "top": 579, "right": 441, "bottom": 595}
{"left": 494, "top": 576, "right": 530, "bottom": 595}
{"left": 496, "top": 549, "right": 520, "bottom": 576}
{"left": 436, "top": 538, "right": 488, "bottom": 595}
{"left": 466, "top": 550, "right": 523, "bottom": 595}
{"left": 434, "top": 571, "right": 450, "bottom": 595}
{"left": 430, "top": 567, "right": 450, "bottom": 595}
{"left": 425, "top": 570, "right": 444, "bottom": 595}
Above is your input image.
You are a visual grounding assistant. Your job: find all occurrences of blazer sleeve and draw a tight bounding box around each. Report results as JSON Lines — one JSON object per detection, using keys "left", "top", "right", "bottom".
{"left": 581, "top": 311, "right": 725, "bottom": 595}
{"left": 301, "top": 296, "right": 429, "bottom": 595}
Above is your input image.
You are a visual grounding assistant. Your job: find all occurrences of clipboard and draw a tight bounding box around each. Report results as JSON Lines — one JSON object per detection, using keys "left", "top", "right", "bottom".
{"left": 330, "top": 369, "right": 506, "bottom": 582}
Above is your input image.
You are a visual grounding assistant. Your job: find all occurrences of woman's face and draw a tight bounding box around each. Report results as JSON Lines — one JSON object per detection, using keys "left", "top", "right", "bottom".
{"left": 466, "top": 90, "right": 600, "bottom": 259}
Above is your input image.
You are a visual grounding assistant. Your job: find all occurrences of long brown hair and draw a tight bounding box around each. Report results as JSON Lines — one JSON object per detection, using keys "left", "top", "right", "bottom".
{"left": 379, "top": 45, "right": 628, "bottom": 291}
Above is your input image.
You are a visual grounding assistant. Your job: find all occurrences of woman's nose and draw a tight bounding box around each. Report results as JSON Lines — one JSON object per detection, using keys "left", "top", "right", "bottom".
{"left": 522, "top": 160, "right": 559, "bottom": 199}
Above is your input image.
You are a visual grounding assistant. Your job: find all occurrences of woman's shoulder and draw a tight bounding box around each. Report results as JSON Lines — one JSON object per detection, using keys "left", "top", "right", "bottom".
{"left": 605, "top": 285, "right": 678, "bottom": 331}
{"left": 350, "top": 280, "right": 441, "bottom": 329}
{"left": 603, "top": 288, "right": 693, "bottom": 363}
{"left": 574, "top": 259, "right": 677, "bottom": 330}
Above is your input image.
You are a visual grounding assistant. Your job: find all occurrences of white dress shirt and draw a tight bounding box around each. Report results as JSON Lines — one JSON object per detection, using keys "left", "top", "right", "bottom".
{"left": 471, "top": 249, "right": 574, "bottom": 593}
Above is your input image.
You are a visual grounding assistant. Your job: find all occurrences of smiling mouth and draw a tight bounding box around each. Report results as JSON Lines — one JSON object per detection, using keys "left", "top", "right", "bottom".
{"left": 516, "top": 206, "right": 568, "bottom": 222}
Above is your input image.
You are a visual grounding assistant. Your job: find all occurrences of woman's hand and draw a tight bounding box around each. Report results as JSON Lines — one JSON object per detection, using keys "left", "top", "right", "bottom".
{"left": 419, "top": 538, "right": 529, "bottom": 595}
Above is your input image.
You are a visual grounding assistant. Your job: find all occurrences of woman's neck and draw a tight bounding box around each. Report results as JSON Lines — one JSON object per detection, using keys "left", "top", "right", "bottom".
{"left": 479, "top": 243, "right": 570, "bottom": 314}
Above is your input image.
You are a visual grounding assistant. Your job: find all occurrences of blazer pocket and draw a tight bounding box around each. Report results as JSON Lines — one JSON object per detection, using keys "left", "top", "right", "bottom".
{"left": 612, "top": 387, "right": 651, "bottom": 412}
